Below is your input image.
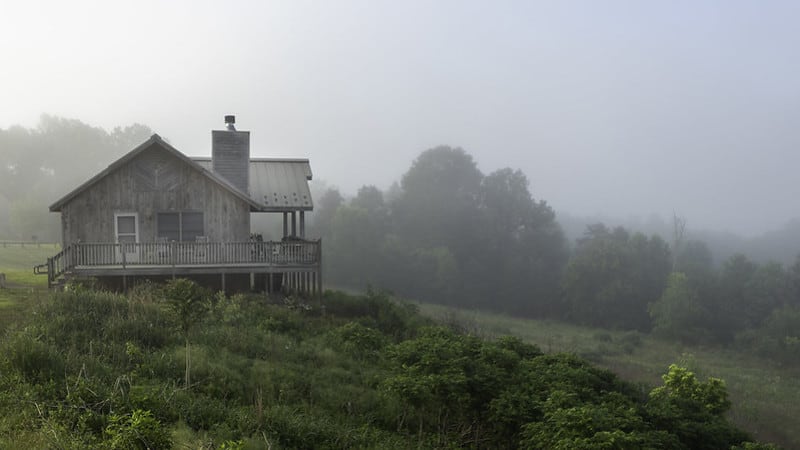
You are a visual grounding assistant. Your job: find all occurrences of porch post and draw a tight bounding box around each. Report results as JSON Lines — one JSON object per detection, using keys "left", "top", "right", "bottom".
{"left": 291, "top": 212, "right": 297, "bottom": 236}
{"left": 282, "top": 212, "right": 288, "bottom": 237}
{"left": 299, "top": 211, "right": 305, "bottom": 238}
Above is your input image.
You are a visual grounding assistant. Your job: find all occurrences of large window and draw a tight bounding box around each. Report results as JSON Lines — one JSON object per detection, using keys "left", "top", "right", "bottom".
{"left": 157, "top": 212, "right": 204, "bottom": 241}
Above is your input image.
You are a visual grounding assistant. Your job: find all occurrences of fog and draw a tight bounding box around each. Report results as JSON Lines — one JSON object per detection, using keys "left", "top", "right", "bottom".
{"left": 2, "top": 0, "right": 800, "bottom": 236}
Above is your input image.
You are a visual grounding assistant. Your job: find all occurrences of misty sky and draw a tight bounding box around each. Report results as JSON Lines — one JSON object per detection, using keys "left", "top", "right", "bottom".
{"left": 2, "top": 0, "right": 799, "bottom": 236}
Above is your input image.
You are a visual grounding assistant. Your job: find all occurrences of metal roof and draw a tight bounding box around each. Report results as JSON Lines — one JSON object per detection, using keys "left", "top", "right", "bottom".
{"left": 192, "top": 157, "right": 314, "bottom": 211}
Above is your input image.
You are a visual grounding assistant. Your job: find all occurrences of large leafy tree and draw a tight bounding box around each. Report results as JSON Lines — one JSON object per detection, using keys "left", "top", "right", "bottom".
{"left": 393, "top": 146, "right": 484, "bottom": 252}
{"left": 392, "top": 148, "right": 568, "bottom": 312}
{"left": 475, "top": 168, "right": 567, "bottom": 315}
{"left": 645, "top": 364, "right": 748, "bottom": 449}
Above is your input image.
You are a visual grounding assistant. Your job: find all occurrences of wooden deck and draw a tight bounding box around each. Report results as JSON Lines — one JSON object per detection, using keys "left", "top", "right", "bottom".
{"left": 36, "top": 240, "right": 322, "bottom": 295}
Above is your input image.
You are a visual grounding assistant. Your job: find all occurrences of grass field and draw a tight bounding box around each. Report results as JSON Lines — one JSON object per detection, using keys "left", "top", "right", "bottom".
{"left": 0, "top": 244, "right": 58, "bottom": 284}
{"left": 417, "top": 302, "right": 800, "bottom": 448}
{"left": 0, "top": 246, "right": 55, "bottom": 329}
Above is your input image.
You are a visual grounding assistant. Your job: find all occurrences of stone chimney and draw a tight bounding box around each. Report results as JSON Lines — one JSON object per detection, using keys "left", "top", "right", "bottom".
{"left": 212, "top": 115, "right": 250, "bottom": 193}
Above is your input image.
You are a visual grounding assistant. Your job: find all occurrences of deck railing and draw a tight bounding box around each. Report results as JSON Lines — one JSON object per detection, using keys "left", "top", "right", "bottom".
{"left": 38, "top": 240, "right": 321, "bottom": 287}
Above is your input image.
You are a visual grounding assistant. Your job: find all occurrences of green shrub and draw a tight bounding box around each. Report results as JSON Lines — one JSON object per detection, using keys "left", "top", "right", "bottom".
{"left": 104, "top": 409, "right": 171, "bottom": 450}
{"left": 737, "top": 305, "right": 800, "bottom": 365}
{"left": 330, "top": 322, "right": 388, "bottom": 361}
{"left": 593, "top": 331, "right": 613, "bottom": 342}
{"left": 323, "top": 289, "right": 426, "bottom": 340}
{"left": 260, "top": 306, "right": 304, "bottom": 335}
{"left": 177, "top": 393, "right": 229, "bottom": 431}
{"left": 495, "top": 335, "right": 543, "bottom": 359}
{"left": 618, "top": 330, "right": 643, "bottom": 348}
{"left": 188, "top": 347, "right": 249, "bottom": 400}
{"left": 127, "top": 384, "right": 179, "bottom": 425}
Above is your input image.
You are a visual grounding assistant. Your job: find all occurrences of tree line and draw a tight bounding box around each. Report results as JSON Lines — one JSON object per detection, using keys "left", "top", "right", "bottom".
{"left": 311, "top": 146, "right": 567, "bottom": 317}
{"left": 0, "top": 115, "right": 152, "bottom": 241}
{"left": 312, "top": 146, "right": 800, "bottom": 365}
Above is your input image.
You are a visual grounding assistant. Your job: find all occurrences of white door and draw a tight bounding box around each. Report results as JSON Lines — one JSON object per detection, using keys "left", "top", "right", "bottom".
{"left": 115, "top": 213, "right": 139, "bottom": 263}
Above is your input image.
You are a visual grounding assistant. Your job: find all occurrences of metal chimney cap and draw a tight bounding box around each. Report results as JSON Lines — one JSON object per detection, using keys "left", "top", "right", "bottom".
{"left": 224, "top": 115, "right": 236, "bottom": 131}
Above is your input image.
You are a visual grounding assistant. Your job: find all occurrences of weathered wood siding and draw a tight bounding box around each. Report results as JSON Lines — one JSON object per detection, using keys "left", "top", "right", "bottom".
{"left": 60, "top": 144, "right": 251, "bottom": 247}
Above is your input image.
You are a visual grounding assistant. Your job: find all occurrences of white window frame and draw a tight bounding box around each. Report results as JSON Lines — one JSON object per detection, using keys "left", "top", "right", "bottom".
{"left": 114, "top": 212, "right": 139, "bottom": 263}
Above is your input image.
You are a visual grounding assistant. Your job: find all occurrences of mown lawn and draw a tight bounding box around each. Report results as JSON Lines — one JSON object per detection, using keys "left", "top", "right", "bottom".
{"left": 0, "top": 244, "right": 57, "bottom": 286}
{"left": 0, "top": 246, "right": 56, "bottom": 329}
{"left": 417, "top": 302, "right": 800, "bottom": 449}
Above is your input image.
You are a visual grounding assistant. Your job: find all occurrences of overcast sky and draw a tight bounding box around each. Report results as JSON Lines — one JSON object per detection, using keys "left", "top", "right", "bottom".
{"left": 2, "top": 0, "right": 799, "bottom": 236}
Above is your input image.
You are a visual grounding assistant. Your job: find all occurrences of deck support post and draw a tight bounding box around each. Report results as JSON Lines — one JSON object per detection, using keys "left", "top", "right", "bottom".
{"left": 317, "top": 268, "right": 322, "bottom": 304}
{"left": 221, "top": 272, "right": 226, "bottom": 293}
{"left": 317, "top": 240, "right": 323, "bottom": 304}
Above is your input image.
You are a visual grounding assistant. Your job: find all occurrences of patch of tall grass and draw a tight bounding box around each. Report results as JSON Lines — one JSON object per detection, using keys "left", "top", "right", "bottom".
{"left": 0, "top": 285, "right": 430, "bottom": 448}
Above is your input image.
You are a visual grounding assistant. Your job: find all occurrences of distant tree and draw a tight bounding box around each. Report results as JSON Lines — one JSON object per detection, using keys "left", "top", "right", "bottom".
{"left": 737, "top": 305, "right": 800, "bottom": 364}
{"left": 327, "top": 204, "right": 387, "bottom": 287}
{"left": 788, "top": 254, "right": 800, "bottom": 305}
{"left": 393, "top": 146, "right": 483, "bottom": 251}
{"left": 308, "top": 188, "right": 343, "bottom": 239}
{"left": 0, "top": 115, "right": 152, "bottom": 240}
{"left": 714, "top": 254, "right": 759, "bottom": 340}
{"left": 562, "top": 224, "right": 671, "bottom": 330}
{"left": 675, "top": 239, "right": 714, "bottom": 278}
{"left": 649, "top": 272, "right": 713, "bottom": 344}
{"left": 320, "top": 146, "right": 567, "bottom": 316}
{"left": 351, "top": 185, "right": 385, "bottom": 212}
{"left": 742, "top": 262, "right": 792, "bottom": 328}
{"left": 8, "top": 193, "right": 58, "bottom": 241}
{"left": 477, "top": 168, "right": 567, "bottom": 315}
{"left": 671, "top": 213, "right": 687, "bottom": 270}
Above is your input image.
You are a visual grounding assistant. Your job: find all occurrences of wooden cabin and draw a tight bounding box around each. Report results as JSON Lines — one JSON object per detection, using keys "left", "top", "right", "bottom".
{"left": 37, "top": 116, "right": 320, "bottom": 296}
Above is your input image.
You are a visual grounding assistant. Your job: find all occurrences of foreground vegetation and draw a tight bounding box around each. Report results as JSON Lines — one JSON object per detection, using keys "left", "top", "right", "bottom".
{"left": 0, "top": 274, "right": 779, "bottom": 449}
{"left": 420, "top": 302, "right": 800, "bottom": 448}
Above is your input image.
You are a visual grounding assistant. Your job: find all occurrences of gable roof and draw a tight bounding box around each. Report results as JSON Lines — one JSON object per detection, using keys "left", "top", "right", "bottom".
{"left": 192, "top": 157, "right": 314, "bottom": 211}
{"left": 49, "top": 134, "right": 263, "bottom": 212}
